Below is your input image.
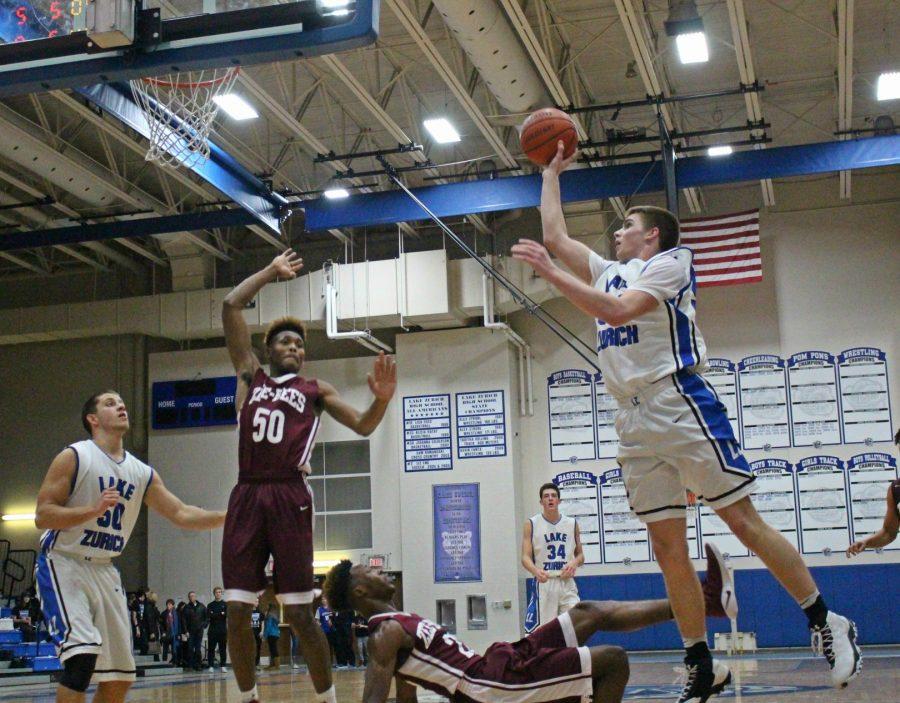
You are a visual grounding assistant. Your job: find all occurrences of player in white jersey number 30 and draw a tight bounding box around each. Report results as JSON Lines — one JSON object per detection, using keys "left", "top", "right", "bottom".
{"left": 34, "top": 391, "right": 226, "bottom": 703}
{"left": 511, "top": 141, "right": 862, "bottom": 703}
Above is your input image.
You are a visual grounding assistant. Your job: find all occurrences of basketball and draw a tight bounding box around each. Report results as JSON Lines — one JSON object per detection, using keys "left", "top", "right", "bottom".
{"left": 520, "top": 108, "right": 578, "bottom": 166}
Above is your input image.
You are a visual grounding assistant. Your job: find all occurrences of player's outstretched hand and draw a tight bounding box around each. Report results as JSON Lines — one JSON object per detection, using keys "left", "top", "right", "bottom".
{"left": 846, "top": 541, "right": 865, "bottom": 558}
{"left": 511, "top": 238, "right": 556, "bottom": 279}
{"left": 368, "top": 352, "right": 397, "bottom": 401}
{"left": 543, "top": 140, "right": 577, "bottom": 178}
{"left": 270, "top": 248, "right": 304, "bottom": 280}
{"left": 93, "top": 487, "right": 120, "bottom": 518}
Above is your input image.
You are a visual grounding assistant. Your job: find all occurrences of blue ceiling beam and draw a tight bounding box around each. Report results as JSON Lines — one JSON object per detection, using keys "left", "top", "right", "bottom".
{"left": 0, "top": 210, "right": 259, "bottom": 252}
{"left": 303, "top": 135, "right": 900, "bottom": 231}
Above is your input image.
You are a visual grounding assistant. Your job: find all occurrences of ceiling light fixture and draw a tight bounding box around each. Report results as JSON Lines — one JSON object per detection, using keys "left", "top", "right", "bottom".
{"left": 323, "top": 187, "right": 350, "bottom": 199}
{"left": 707, "top": 145, "right": 733, "bottom": 157}
{"left": 424, "top": 118, "right": 461, "bottom": 144}
{"left": 212, "top": 94, "right": 259, "bottom": 121}
{"left": 1, "top": 513, "right": 36, "bottom": 522}
{"left": 664, "top": 1, "right": 708, "bottom": 64}
{"left": 876, "top": 71, "right": 900, "bottom": 101}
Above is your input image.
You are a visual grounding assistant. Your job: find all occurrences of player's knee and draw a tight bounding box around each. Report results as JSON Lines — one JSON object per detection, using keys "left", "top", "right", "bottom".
{"left": 283, "top": 603, "right": 315, "bottom": 628}
{"left": 60, "top": 653, "right": 97, "bottom": 693}
{"left": 592, "top": 645, "right": 629, "bottom": 681}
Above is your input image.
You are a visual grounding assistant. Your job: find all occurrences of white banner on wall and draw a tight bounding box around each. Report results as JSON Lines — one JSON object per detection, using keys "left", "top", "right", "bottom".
{"left": 598, "top": 469, "right": 651, "bottom": 564}
{"left": 787, "top": 351, "right": 842, "bottom": 447}
{"left": 706, "top": 358, "right": 741, "bottom": 440}
{"left": 547, "top": 370, "right": 596, "bottom": 462}
{"left": 837, "top": 347, "right": 893, "bottom": 444}
{"left": 738, "top": 355, "right": 791, "bottom": 450}
{"left": 455, "top": 390, "right": 506, "bottom": 459}
{"left": 749, "top": 459, "right": 800, "bottom": 551}
{"left": 795, "top": 456, "right": 850, "bottom": 555}
{"left": 846, "top": 453, "right": 899, "bottom": 550}
{"left": 593, "top": 372, "right": 619, "bottom": 459}
{"left": 402, "top": 394, "right": 452, "bottom": 472}
{"left": 555, "top": 470, "right": 603, "bottom": 564}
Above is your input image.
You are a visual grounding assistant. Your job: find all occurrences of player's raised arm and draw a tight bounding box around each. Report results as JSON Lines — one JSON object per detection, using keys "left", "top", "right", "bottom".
{"left": 143, "top": 472, "right": 226, "bottom": 530}
{"left": 540, "top": 141, "right": 594, "bottom": 284}
{"left": 362, "top": 621, "right": 408, "bottom": 703}
{"left": 35, "top": 448, "right": 118, "bottom": 530}
{"left": 318, "top": 352, "right": 397, "bottom": 437}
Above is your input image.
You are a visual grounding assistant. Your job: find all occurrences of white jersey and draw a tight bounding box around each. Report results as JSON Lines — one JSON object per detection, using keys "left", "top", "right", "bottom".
{"left": 530, "top": 513, "right": 577, "bottom": 576}
{"left": 589, "top": 247, "right": 708, "bottom": 399}
{"left": 39, "top": 440, "right": 154, "bottom": 561}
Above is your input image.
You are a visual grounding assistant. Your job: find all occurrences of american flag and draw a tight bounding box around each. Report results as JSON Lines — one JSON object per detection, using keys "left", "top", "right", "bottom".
{"left": 679, "top": 209, "right": 762, "bottom": 287}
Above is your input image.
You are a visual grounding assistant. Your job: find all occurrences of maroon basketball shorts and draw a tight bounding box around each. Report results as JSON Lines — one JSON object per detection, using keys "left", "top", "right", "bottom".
{"left": 222, "top": 477, "right": 316, "bottom": 605}
{"left": 455, "top": 611, "right": 592, "bottom": 702}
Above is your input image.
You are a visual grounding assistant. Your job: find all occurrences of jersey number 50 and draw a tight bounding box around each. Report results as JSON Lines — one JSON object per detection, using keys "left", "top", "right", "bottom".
{"left": 252, "top": 407, "right": 285, "bottom": 443}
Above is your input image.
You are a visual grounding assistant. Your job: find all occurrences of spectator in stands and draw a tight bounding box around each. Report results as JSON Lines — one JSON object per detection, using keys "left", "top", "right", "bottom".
{"left": 332, "top": 607, "right": 355, "bottom": 669}
{"left": 159, "top": 599, "right": 180, "bottom": 663}
{"left": 181, "top": 591, "right": 207, "bottom": 671}
{"left": 315, "top": 597, "right": 336, "bottom": 668}
{"left": 263, "top": 604, "right": 281, "bottom": 670}
{"left": 250, "top": 599, "right": 263, "bottom": 669}
{"left": 207, "top": 586, "right": 227, "bottom": 671}
{"left": 131, "top": 591, "right": 149, "bottom": 656}
{"left": 143, "top": 591, "right": 160, "bottom": 656}
{"left": 351, "top": 612, "right": 368, "bottom": 666}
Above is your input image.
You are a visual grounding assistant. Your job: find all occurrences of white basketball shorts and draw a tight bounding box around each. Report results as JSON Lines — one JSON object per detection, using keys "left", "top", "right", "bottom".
{"left": 36, "top": 552, "right": 136, "bottom": 682}
{"left": 538, "top": 577, "right": 580, "bottom": 626}
{"left": 615, "top": 370, "right": 756, "bottom": 523}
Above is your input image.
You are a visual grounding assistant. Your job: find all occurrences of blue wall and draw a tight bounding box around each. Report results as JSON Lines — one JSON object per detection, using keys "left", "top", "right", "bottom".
{"left": 576, "top": 563, "right": 900, "bottom": 650}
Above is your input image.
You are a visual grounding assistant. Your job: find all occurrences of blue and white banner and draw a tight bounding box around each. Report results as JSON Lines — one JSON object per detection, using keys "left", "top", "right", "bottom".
{"left": 750, "top": 459, "right": 800, "bottom": 550}
{"left": 787, "top": 351, "right": 841, "bottom": 447}
{"left": 555, "top": 470, "right": 602, "bottom": 564}
{"left": 593, "top": 373, "right": 619, "bottom": 459}
{"left": 403, "top": 394, "right": 452, "bottom": 472}
{"left": 847, "top": 452, "right": 899, "bottom": 550}
{"left": 455, "top": 390, "right": 506, "bottom": 459}
{"left": 706, "top": 358, "right": 741, "bottom": 440}
{"left": 795, "top": 456, "right": 850, "bottom": 555}
{"left": 523, "top": 577, "right": 539, "bottom": 633}
{"left": 598, "top": 469, "right": 651, "bottom": 564}
{"left": 737, "top": 355, "right": 791, "bottom": 450}
{"left": 837, "top": 347, "right": 893, "bottom": 444}
{"left": 547, "top": 370, "right": 596, "bottom": 462}
{"left": 433, "top": 483, "right": 481, "bottom": 583}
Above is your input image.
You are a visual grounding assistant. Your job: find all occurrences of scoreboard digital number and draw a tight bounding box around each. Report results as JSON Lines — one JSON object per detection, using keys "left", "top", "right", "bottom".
{"left": 152, "top": 377, "right": 238, "bottom": 430}
{"left": 0, "top": 0, "right": 86, "bottom": 43}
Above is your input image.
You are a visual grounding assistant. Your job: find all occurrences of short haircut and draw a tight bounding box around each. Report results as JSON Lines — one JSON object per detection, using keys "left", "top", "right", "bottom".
{"left": 539, "top": 482, "right": 560, "bottom": 500}
{"left": 265, "top": 316, "right": 306, "bottom": 347}
{"left": 626, "top": 205, "right": 680, "bottom": 251}
{"left": 166, "top": 599, "right": 175, "bottom": 606}
{"left": 324, "top": 559, "right": 354, "bottom": 612}
{"left": 81, "top": 390, "right": 119, "bottom": 435}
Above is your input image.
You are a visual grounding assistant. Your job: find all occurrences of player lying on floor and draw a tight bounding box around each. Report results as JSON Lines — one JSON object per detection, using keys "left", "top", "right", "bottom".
{"left": 324, "top": 543, "right": 736, "bottom": 703}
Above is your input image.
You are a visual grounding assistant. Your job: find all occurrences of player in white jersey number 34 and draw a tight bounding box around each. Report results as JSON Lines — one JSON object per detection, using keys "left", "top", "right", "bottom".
{"left": 511, "top": 141, "right": 861, "bottom": 703}
{"left": 34, "top": 391, "right": 226, "bottom": 703}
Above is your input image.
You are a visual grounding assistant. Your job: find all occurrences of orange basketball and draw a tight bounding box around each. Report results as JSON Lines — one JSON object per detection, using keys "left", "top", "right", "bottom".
{"left": 520, "top": 107, "right": 577, "bottom": 166}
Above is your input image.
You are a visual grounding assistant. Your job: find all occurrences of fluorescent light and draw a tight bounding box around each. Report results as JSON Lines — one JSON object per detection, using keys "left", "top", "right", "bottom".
{"left": 676, "top": 32, "right": 709, "bottom": 64}
{"left": 212, "top": 94, "right": 259, "bottom": 121}
{"left": 323, "top": 187, "right": 350, "bottom": 199}
{"left": 424, "top": 118, "right": 461, "bottom": 144}
{"left": 317, "top": 0, "right": 352, "bottom": 16}
{"left": 876, "top": 71, "right": 900, "bottom": 101}
{"left": 320, "top": 0, "right": 351, "bottom": 7}
{"left": 707, "top": 145, "right": 733, "bottom": 157}
{"left": 2, "top": 513, "right": 35, "bottom": 522}
{"left": 312, "top": 559, "right": 341, "bottom": 569}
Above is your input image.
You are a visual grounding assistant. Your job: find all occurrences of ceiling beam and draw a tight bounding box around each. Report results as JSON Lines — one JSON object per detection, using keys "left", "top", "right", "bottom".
{"left": 837, "top": 0, "right": 854, "bottom": 200}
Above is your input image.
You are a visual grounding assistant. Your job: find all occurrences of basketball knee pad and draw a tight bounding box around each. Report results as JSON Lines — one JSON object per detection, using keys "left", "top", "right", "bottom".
{"left": 60, "top": 653, "right": 98, "bottom": 692}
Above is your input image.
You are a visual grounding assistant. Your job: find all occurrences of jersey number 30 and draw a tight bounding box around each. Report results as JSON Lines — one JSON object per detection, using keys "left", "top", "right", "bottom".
{"left": 252, "top": 407, "right": 285, "bottom": 443}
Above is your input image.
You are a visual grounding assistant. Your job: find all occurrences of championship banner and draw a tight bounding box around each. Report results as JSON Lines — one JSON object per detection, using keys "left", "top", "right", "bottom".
{"left": 433, "top": 483, "right": 481, "bottom": 583}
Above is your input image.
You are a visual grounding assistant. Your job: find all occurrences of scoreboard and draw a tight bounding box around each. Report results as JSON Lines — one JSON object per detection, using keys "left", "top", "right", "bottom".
{"left": 152, "top": 377, "right": 237, "bottom": 430}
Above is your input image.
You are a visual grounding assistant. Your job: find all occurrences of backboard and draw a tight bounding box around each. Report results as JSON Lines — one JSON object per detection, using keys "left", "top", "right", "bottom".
{"left": 0, "top": 0, "right": 378, "bottom": 97}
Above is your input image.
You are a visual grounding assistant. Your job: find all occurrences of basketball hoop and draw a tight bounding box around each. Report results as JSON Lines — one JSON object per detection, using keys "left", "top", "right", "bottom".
{"left": 129, "top": 67, "right": 240, "bottom": 168}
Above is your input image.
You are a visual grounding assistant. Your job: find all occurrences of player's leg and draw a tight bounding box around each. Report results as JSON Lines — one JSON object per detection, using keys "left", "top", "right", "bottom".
{"left": 91, "top": 681, "right": 132, "bottom": 703}
{"left": 271, "top": 480, "right": 334, "bottom": 702}
{"left": 714, "top": 496, "right": 860, "bottom": 686}
{"left": 538, "top": 578, "right": 560, "bottom": 626}
{"left": 222, "top": 484, "right": 269, "bottom": 702}
{"left": 589, "top": 645, "right": 630, "bottom": 703}
{"left": 566, "top": 600, "right": 674, "bottom": 644}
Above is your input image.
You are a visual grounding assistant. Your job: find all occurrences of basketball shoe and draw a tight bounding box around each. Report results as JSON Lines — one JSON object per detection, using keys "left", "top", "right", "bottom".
{"left": 676, "top": 657, "right": 731, "bottom": 703}
{"left": 702, "top": 543, "right": 738, "bottom": 619}
{"left": 811, "top": 611, "right": 862, "bottom": 687}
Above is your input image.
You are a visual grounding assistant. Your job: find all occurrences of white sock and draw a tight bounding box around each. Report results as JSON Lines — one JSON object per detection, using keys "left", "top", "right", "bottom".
{"left": 683, "top": 635, "right": 708, "bottom": 649}
{"left": 239, "top": 686, "right": 258, "bottom": 703}
{"left": 315, "top": 686, "right": 337, "bottom": 703}
{"left": 798, "top": 589, "right": 820, "bottom": 609}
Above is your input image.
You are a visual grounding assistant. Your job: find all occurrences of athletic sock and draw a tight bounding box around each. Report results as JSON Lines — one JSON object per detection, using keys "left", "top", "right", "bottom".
{"left": 800, "top": 591, "right": 828, "bottom": 629}
{"left": 239, "top": 686, "right": 258, "bottom": 703}
{"left": 315, "top": 686, "right": 337, "bottom": 703}
{"left": 683, "top": 638, "right": 710, "bottom": 661}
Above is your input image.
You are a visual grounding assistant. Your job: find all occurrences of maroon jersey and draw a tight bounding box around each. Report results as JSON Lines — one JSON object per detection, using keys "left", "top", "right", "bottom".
{"left": 238, "top": 369, "right": 321, "bottom": 481}
{"left": 892, "top": 478, "right": 900, "bottom": 519}
{"left": 369, "top": 611, "right": 592, "bottom": 703}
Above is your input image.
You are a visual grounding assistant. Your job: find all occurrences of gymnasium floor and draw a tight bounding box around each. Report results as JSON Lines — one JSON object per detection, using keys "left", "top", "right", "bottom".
{"left": 0, "top": 649, "right": 897, "bottom": 703}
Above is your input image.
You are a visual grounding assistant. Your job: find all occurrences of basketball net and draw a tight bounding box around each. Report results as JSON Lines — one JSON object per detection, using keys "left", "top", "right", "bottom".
{"left": 129, "top": 67, "right": 240, "bottom": 169}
